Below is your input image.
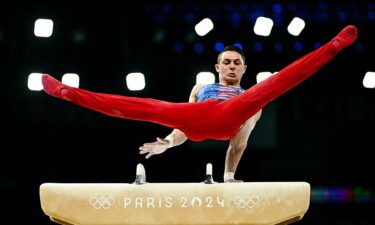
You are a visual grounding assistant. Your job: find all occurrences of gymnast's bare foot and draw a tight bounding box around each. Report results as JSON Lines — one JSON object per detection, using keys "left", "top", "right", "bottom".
{"left": 331, "top": 25, "right": 357, "bottom": 53}
{"left": 42, "top": 74, "right": 71, "bottom": 100}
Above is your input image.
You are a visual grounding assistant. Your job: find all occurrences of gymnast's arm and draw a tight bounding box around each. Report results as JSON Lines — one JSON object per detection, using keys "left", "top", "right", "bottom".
{"left": 224, "top": 109, "right": 262, "bottom": 182}
{"left": 138, "top": 84, "right": 203, "bottom": 159}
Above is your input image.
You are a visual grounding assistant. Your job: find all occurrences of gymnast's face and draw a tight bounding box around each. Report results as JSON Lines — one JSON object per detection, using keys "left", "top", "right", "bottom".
{"left": 215, "top": 51, "right": 247, "bottom": 87}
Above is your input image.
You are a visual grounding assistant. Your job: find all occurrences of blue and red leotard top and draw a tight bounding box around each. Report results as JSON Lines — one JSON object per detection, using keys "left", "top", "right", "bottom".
{"left": 196, "top": 83, "right": 245, "bottom": 102}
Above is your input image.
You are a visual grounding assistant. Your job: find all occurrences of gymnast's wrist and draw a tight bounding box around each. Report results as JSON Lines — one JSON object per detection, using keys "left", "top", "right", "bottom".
{"left": 224, "top": 172, "right": 235, "bottom": 182}
{"left": 164, "top": 134, "right": 174, "bottom": 148}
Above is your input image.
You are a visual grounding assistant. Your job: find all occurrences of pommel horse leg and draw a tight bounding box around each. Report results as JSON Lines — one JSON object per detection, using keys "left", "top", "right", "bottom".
{"left": 134, "top": 163, "right": 146, "bottom": 185}
{"left": 203, "top": 163, "right": 216, "bottom": 184}
{"left": 40, "top": 163, "right": 311, "bottom": 225}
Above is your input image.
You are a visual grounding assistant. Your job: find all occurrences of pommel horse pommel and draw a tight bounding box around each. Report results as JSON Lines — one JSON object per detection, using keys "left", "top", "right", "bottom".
{"left": 40, "top": 163, "right": 311, "bottom": 225}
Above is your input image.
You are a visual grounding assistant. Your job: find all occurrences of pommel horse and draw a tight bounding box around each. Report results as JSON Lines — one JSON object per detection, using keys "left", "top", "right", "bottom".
{"left": 39, "top": 163, "right": 310, "bottom": 225}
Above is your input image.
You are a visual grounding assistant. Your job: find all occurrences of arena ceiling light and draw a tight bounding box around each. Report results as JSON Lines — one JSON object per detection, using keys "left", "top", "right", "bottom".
{"left": 287, "top": 17, "right": 306, "bottom": 36}
{"left": 253, "top": 17, "right": 273, "bottom": 37}
{"left": 194, "top": 18, "right": 214, "bottom": 37}
{"left": 62, "top": 73, "right": 80, "bottom": 88}
{"left": 126, "top": 73, "right": 146, "bottom": 91}
{"left": 363, "top": 71, "right": 375, "bottom": 89}
{"left": 196, "top": 72, "right": 215, "bottom": 85}
{"left": 27, "top": 73, "right": 44, "bottom": 91}
{"left": 34, "top": 18, "right": 54, "bottom": 38}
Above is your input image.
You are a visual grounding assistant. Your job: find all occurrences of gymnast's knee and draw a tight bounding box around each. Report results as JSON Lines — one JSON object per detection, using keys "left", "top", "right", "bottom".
{"left": 60, "top": 88, "right": 73, "bottom": 101}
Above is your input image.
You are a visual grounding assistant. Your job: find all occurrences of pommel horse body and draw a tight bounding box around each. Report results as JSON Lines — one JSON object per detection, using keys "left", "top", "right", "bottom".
{"left": 40, "top": 164, "right": 310, "bottom": 225}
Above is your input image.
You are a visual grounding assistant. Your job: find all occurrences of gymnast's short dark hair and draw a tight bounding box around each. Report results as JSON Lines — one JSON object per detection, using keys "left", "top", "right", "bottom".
{"left": 217, "top": 45, "right": 245, "bottom": 63}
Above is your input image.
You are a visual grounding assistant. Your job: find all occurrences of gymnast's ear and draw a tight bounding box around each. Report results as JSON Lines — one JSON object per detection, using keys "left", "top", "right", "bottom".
{"left": 215, "top": 64, "right": 220, "bottom": 72}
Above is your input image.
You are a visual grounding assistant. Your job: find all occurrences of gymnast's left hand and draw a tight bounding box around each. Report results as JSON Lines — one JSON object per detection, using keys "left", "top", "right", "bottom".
{"left": 139, "top": 137, "right": 169, "bottom": 159}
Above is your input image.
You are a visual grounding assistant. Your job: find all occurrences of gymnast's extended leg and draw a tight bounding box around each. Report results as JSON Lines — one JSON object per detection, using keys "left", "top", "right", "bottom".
{"left": 42, "top": 74, "right": 218, "bottom": 132}
{"left": 217, "top": 25, "right": 357, "bottom": 128}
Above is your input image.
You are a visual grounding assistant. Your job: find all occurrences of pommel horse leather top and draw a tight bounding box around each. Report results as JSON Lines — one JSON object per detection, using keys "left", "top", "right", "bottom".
{"left": 39, "top": 164, "right": 311, "bottom": 225}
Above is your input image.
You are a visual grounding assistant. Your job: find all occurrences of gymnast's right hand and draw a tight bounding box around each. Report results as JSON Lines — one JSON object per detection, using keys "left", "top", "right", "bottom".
{"left": 139, "top": 137, "right": 170, "bottom": 159}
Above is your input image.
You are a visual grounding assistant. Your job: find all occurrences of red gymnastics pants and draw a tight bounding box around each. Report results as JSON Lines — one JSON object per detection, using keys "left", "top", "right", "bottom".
{"left": 42, "top": 25, "right": 357, "bottom": 142}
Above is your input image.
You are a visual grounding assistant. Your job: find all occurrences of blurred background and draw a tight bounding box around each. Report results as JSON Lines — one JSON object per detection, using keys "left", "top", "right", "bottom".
{"left": 1, "top": 1, "right": 374, "bottom": 224}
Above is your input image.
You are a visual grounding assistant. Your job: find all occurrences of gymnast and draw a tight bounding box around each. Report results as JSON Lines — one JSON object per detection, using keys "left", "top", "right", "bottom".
{"left": 41, "top": 25, "right": 357, "bottom": 182}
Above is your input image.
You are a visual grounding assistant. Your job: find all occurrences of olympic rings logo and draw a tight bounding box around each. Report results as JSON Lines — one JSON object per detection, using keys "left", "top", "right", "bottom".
{"left": 232, "top": 196, "right": 260, "bottom": 208}
{"left": 89, "top": 195, "right": 115, "bottom": 209}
